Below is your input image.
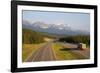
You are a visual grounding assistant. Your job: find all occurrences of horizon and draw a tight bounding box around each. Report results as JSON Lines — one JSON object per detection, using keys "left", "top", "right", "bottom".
{"left": 22, "top": 10, "right": 90, "bottom": 33}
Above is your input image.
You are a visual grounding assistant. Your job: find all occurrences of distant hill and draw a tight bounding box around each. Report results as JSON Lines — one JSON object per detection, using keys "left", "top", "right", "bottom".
{"left": 22, "top": 28, "right": 55, "bottom": 44}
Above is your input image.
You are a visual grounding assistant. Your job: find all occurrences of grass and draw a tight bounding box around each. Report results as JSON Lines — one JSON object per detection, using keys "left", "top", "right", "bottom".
{"left": 22, "top": 43, "right": 45, "bottom": 62}
{"left": 52, "top": 42, "right": 88, "bottom": 60}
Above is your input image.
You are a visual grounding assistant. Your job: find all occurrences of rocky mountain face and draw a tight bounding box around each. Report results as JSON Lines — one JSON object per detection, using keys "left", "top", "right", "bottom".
{"left": 22, "top": 20, "right": 90, "bottom": 36}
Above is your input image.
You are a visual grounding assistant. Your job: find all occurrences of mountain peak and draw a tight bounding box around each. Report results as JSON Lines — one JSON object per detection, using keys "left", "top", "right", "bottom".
{"left": 22, "top": 20, "right": 89, "bottom": 36}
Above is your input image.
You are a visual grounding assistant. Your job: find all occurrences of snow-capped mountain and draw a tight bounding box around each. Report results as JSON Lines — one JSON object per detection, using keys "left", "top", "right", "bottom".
{"left": 22, "top": 20, "right": 90, "bottom": 36}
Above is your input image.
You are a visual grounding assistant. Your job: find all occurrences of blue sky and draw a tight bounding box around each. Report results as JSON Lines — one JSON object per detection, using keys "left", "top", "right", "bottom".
{"left": 22, "top": 10, "right": 90, "bottom": 32}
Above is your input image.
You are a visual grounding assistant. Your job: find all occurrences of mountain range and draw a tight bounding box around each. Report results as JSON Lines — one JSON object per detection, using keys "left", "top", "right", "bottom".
{"left": 22, "top": 20, "right": 90, "bottom": 37}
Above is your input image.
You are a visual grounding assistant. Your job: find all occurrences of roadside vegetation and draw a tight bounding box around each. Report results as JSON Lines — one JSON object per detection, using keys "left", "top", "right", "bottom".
{"left": 22, "top": 29, "right": 45, "bottom": 44}
{"left": 22, "top": 43, "right": 45, "bottom": 62}
{"left": 22, "top": 28, "right": 90, "bottom": 61}
{"left": 22, "top": 28, "right": 54, "bottom": 62}
{"left": 52, "top": 43, "right": 88, "bottom": 60}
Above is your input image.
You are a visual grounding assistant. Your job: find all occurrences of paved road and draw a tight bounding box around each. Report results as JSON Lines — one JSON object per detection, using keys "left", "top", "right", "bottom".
{"left": 25, "top": 42, "right": 90, "bottom": 62}
{"left": 59, "top": 42, "right": 90, "bottom": 58}
{"left": 26, "top": 42, "right": 56, "bottom": 62}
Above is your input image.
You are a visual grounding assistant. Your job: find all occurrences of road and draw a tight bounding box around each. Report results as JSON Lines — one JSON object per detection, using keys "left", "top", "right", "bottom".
{"left": 59, "top": 42, "right": 90, "bottom": 58}
{"left": 25, "top": 42, "right": 90, "bottom": 62}
{"left": 26, "top": 42, "right": 56, "bottom": 62}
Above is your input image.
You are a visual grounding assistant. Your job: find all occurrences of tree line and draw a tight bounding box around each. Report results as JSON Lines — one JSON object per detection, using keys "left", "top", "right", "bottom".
{"left": 59, "top": 35, "right": 90, "bottom": 46}
{"left": 22, "top": 29, "right": 45, "bottom": 44}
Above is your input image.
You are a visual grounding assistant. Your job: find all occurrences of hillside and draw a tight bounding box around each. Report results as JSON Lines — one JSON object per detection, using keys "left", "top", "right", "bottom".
{"left": 22, "top": 28, "right": 54, "bottom": 44}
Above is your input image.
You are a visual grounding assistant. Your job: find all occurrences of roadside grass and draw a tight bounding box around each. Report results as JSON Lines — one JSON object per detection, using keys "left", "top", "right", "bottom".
{"left": 52, "top": 42, "right": 87, "bottom": 60}
{"left": 22, "top": 43, "right": 45, "bottom": 62}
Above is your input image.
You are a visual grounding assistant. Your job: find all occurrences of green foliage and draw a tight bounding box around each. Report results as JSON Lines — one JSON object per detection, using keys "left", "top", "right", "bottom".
{"left": 22, "top": 29, "right": 46, "bottom": 44}
{"left": 22, "top": 43, "right": 45, "bottom": 62}
{"left": 59, "top": 35, "right": 90, "bottom": 46}
{"left": 52, "top": 43, "right": 88, "bottom": 60}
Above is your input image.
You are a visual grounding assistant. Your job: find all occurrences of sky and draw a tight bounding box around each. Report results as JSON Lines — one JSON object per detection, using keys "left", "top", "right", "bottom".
{"left": 22, "top": 10, "right": 90, "bottom": 32}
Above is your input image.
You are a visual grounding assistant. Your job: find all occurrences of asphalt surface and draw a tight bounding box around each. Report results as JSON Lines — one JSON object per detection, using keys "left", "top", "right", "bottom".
{"left": 26, "top": 42, "right": 56, "bottom": 62}
{"left": 60, "top": 42, "right": 90, "bottom": 58}
{"left": 25, "top": 42, "right": 90, "bottom": 62}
